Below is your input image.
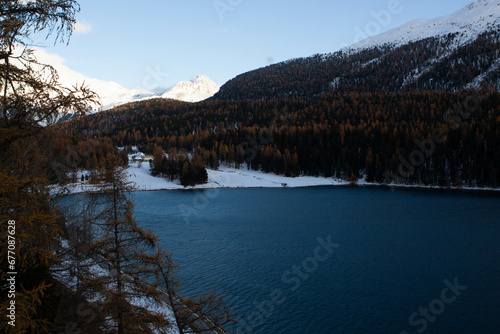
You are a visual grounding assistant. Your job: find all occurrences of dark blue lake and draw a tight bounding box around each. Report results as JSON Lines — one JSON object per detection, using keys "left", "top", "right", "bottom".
{"left": 133, "top": 187, "right": 500, "bottom": 334}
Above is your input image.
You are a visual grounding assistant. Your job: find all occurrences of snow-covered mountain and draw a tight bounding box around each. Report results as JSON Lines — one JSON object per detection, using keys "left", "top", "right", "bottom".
{"left": 34, "top": 49, "right": 219, "bottom": 110}
{"left": 212, "top": 0, "right": 500, "bottom": 100}
{"left": 345, "top": 0, "right": 500, "bottom": 52}
{"left": 161, "top": 75, "right": 220, "bottom": 103}
{"left": 34, "top": 49, "right": 153, "bottom": 110}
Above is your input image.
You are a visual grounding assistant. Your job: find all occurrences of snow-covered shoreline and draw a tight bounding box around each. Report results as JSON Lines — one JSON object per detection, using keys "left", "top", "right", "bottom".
{"left": 59, "top": 161, "right": 500, "bottom": 195}
{"left": 126, "top": 162, "right": 349, "bottom": 191}
{"left": 128, "top": 162, "right": 500, "bottom": 193}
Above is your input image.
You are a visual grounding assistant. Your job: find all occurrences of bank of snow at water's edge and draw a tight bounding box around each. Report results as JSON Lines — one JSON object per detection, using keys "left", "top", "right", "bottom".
{"left": 58, "top": 161, "right": 499, "bottom": 194}
{"left": 126, "top": 162, "right": 349, "bottom": 191}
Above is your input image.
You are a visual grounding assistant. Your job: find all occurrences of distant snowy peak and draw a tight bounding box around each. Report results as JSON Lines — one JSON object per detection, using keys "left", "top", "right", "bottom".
{"left": 33, "top": 49, "right": 219, "bottom": 111}
{"left": 161, "top": 75, "right": 220, "bottom": 103}
{"left": 345, "top": 0, "right": 500, "bottom": 53}
{"left": 33, "top": 48, "right": 154, "bottom": 111}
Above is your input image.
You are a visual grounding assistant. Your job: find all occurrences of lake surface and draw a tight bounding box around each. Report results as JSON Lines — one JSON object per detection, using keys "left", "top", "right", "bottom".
{"left": 134, "top": 187, "right": 500, "bottom": 334}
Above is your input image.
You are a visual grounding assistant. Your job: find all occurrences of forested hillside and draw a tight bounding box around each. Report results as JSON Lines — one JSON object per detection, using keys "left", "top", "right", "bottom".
{"left": 211, "top": 29, "right": 500, "bottom": 101}
{"left": 61, "top": 89, "right": 500, "bottom": 188}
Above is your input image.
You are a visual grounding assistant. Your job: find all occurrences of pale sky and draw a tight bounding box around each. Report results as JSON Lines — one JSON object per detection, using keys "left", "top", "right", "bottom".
{"left": 34, "top": 0, "right": 473, "bottom": 90}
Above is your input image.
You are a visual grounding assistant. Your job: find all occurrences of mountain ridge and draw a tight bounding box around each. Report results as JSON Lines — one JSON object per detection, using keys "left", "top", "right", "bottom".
{"left": 211, "top": 0, "right": 500, "bottom": 101}
{"left": 345, "top": 0, "right": 500, "bottom": 53}
{"left": 34, "top": 49, "right": 220, "bottom": 110}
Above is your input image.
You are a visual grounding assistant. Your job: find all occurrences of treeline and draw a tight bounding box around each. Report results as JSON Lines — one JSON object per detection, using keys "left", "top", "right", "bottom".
{"left": 211, "top": 29, "right": 500, "bottom": 101}
{"left": 61, "top": 89, "right": 500, "bottom": 188}
{"left": 151, "top": 147, "right": 209, "bottom": 186}
{"left": 6, "top": 128, "right": 127, "bottom": 185}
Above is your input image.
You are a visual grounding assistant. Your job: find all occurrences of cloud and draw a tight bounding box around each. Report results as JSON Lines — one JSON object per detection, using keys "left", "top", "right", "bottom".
{"left": 74, "top": 21, "right": 93, "bottom": 35}
{"left": 32, "top": 48, "right": 88, "bottom": 87}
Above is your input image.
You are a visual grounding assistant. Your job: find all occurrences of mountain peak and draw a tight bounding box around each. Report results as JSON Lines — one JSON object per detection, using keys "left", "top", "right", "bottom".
{"left": 161, "top": 76, "right": 220, "bottom": 103}
{"left": 32, "top": 49, "right": 220, "bottom": 109}
{"left": 194, "top": 75, "right": 211, "bottom": 82}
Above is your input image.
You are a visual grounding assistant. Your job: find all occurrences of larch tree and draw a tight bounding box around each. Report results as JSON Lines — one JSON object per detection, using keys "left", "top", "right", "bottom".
{"left": 0, "top": 1, "right": 96, "bottom": 332}
{"left": 82, "top": 154, "right": 171, "bottom": 333}
{"left": 69, "top": 152, "right": 235, "bottom": 333}
{"left": 148, "top": 246, "right": 235, "bottom": 334}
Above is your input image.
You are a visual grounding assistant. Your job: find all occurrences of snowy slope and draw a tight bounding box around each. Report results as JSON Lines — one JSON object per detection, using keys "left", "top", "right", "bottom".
{"left": 34, "top": 48, "right": 219, "bottom": 110}
{"left": 344, "top": 0, "right": 500, "bottom": 52}
{"left": 34, "top": 48, "right": 155, "bottom": 111}
{"left": 161, "top": 75, "right": 220, "bottom": 103}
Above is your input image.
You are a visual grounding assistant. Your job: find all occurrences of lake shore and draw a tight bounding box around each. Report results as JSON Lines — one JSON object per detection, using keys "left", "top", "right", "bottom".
{"left": 126, "top": 162, "right": 500, "bottom": 194}
{"left": 58, "top": 162, "right": 500, "bottom": 195}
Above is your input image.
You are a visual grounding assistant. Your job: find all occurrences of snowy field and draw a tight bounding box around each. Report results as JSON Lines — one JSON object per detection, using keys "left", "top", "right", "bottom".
{"left": 127, "top": 161, "right": 349, "bottom": 191}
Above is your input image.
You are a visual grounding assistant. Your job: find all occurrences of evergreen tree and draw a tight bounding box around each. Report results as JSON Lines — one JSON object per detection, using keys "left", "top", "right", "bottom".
{"left": 82, "top": 154, "right": 170, "bottom": 333}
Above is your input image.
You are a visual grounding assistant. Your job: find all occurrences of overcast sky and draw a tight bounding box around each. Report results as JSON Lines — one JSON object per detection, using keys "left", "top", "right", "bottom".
{"left": 35, "top": 0, "right": 472, "bottom": 90}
